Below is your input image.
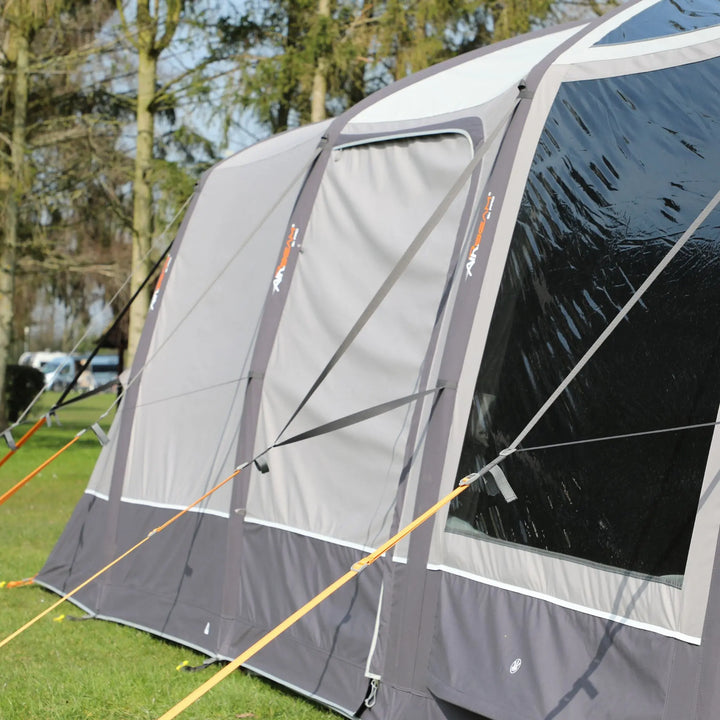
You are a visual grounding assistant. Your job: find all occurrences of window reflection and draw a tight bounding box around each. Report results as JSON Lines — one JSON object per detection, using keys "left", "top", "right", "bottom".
{"left": 596, "top": 0, "right": 720, "bottom": 46}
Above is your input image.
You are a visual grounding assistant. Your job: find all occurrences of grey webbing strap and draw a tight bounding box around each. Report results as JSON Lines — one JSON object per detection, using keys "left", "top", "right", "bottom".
{"left": 275, "top": 384, "right": 451, "bottom": 448}
{"left": 276, "top": 102, "right": 519, "bottom": 442}
{"left": 486, "top": 465, "right": 517, "bottom": 503}
{"left": 2, "top": 429, "right": 16, "bottom": 451}
{"left": 91, "top": 422, "right": 110, "bottom": 447}
{"left": 179, "top": 657, "right": 219, "bottom": 673}
{"left": 508, "top": 186, "right": 720, "bottom": 455}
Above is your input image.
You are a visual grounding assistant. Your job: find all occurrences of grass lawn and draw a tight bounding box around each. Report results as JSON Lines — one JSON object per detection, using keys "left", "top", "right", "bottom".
{"left": 0, "top": 392, "right": 337, "bottom": 720}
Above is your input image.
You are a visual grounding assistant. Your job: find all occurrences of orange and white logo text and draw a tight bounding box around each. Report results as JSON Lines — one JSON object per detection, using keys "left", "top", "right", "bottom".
{"left": 273, "top": 224, "right": 299, "bottom": 293}
{"left": 150, "top": 255, "right": 173, "bottom": 311}
{"left": 466, "top": 192, "right": 495, "bottom": 278}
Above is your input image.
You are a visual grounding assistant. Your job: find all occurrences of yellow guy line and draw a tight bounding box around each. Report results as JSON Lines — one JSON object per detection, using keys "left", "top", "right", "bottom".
{"left": 0, "top": 462, "right": 250, "bottom": 650}
{"left": 0, "top": 416, "right": 47, "bottom": 471}
{"left": 156, "top": 476, "right": 476, "bottom": 720}
{"left": 0, "top": 428, "right": 82, "bottom": 507}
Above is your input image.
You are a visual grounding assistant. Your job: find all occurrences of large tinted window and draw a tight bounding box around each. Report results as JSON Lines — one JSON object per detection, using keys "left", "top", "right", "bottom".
{"left": 596, "top": 0, "right": 720, "bottom": 45}
{"left": 449, "top": 58, "right": 720, "bottom": 581}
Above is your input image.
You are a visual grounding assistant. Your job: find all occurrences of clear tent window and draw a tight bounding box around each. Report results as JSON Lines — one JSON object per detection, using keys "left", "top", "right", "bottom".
{"left": 449, "top": 57, "right": 720, "bottom": 583}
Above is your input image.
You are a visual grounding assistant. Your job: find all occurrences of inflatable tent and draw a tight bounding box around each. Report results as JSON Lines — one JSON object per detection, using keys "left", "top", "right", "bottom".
{"left": 38, "top": 1, "right": 720, "bottom": 717}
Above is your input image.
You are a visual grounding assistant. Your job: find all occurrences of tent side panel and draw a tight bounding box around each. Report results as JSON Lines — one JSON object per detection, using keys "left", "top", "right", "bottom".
{"left": 37, "top": 499, "right": 229, "bottom": 655}
{"left": 35, "top": 493, "right": 111, "bottom": 613}
{"left": 247, "top": 132, "right": 474, "bottom": 547}
{"left": 39, "top": 497, "right": 385, "bottom": 706}
{"left": 227, "top": 523, "right": 383, "bottom": 714}
{"left": 421, "top": 27, "right": 720, "bottom": 720}
{"left": 119, "top": 134, "right": 328, "bottom": 513}
{"left": 230, "top": 130, "right": 478, "bottom": 714}
{"left": 440, "top": 52, "right": 720, "bottom": 643}
{"left": 428, "top": 572, "right": 675, "bottom": 720}
{"left": 38, "top": 124, "right": 329, "bottom": 648}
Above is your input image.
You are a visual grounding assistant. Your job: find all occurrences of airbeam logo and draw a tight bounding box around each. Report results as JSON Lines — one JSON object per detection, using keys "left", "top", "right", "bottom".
{"left": 466, "top": 192, "right": 495, "bottom": 278}
{"left": 273, "top": 223, "right": 300, "bottom": 293}
{"left": 149, "top": 255, "right": 173, "bottom": 311}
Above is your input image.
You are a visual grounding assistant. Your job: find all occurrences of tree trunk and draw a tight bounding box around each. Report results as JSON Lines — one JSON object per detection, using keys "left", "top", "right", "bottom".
{"left": 0, "top": 32, "right": 29, "bottom": 426}
{"left": 347, "top": 0, "right": 372, "bottom": 107}
{"left": 123, "top": 0, "right": 182, "bottom": 368}
{"left": 127, "top": 45, "right": 157, "bottom": 367}
{"left": 310, "top": 0, "right": 330, "bottom": 123}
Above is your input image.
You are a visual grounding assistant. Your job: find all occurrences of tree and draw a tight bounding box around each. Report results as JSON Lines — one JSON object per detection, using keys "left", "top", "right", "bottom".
{"left": 116, "top": 0, "right": 240, "bottom": 366}
{"left": 222, "top": 0, "right": 618, "bottom": 138}
{"left": 220, "top": 1, "right": 546, "bottom": 136}
{"left": 0, "top": 0, "right": 64, "bottom": 427}
{"left": 116, "top": 0, "right": 184, "bottom": 366}
{"left": 0, "top": 0, "right": 131, "bottom": 424}
{"left": 216, "top": 1, "right": 317, "bottom": 134}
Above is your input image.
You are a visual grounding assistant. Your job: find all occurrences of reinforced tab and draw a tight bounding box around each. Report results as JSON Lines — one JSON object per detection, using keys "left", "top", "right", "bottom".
{"left": 91, "top": 423, "right": 110, "bottom": 446}
{"left": 2, "top": 430, "right": 16, "bottom": 451}
{"left": 485, "top": 465, "right": 517, "bottom": 503}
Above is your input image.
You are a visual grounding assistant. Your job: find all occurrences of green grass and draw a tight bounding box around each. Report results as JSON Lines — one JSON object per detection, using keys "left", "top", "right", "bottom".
{"left": 0, "top": 393, "right": 337, "bottom": 720}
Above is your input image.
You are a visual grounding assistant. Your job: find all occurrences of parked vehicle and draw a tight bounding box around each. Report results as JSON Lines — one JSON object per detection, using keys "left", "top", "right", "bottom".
{"left": 87, "top": 354, "right": 120, "bottom": 390}
{"left": 19, "top": 351, "right": 121, "bottom": 393}
{"left": 18, "top": 351, "right": 66, "bottom": 371}
{"left": 40, "top": 355, "right": 77, "bottom": 391}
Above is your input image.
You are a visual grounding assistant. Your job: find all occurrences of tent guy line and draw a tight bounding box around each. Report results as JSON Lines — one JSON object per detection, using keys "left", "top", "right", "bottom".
{"left": 155, "top": 472, "right": 481, "bottom": 720}
{"left": 0, "top": 416, "right": 46, "bottom": 470}
{"left": 0, "top": 381, "right": 450, "bottom": 648}
{"left": 0, "top": 430, "right": 85, "bottom": 507}
{"left": 517, "top": 418, "right": 720, "bottom": 454}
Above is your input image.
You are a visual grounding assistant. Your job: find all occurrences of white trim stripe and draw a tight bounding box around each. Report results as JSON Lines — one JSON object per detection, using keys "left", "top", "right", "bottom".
{"left": 557, "top": 20, "right": 720, "bottom": 65}
{"left": 555, "top": 0, "right": 659, "bottom": 55}
{"left": 427, "top": 562, "right": 701, "bottom": 645}
{"left": 244, "top": 515, "right": 385, "bottom": 555}
{"left": 84, "top": 489, "right": 230, "bottom": 519}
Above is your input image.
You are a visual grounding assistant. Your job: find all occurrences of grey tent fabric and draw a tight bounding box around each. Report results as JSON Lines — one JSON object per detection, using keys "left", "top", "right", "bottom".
{"left": 38, "top": 2, "right": 720, "bottom": 718}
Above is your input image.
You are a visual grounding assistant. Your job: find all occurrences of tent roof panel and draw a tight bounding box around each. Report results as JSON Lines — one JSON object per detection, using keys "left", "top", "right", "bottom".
{"left": 218, "top": 119, "right": 331, "bottom": 170}
{"left": 351, "top": 25, "right": 585, "bottom": 125}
